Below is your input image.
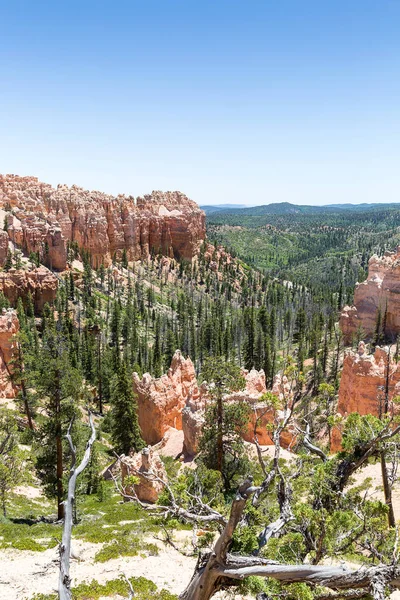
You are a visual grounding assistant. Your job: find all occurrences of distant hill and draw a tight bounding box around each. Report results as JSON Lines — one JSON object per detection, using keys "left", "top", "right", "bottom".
{"left": 207, "top": 201, "right": 400, "bottom": 218}
{"left": 200, "top": 204, "right": 250, "bottom": 214}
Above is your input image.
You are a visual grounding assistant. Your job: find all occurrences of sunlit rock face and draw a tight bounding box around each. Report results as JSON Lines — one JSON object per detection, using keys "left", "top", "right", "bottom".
{"left": 0, "top": 309, "right": 19, "bottom": 398}
{"left": 0, "top": 174, "right": 206, "bottom": 270}
{"left": 331, "top": 342, "right": 400, "bottom": 451}
{"left": 133, "top": 351, "right": 201, "bottom": 446}
{"left": 340, "top": 248, "right": 400, "bottom": 343}
{"left": 134, "top": 353, "right": 296, "bottom": 453}
{"left": 120, "top": 446, "right": 167, "bottom": 503}
{"left": 0, "top": 267, "right": 58, "bottom": 313}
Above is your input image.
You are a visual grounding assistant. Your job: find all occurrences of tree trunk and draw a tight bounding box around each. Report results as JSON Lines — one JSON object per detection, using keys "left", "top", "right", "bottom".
{"left": 380, "top": 451, "right": 395, "bottom": 527}
{"left": 57, "top": 431, "right": 64, "bottom": 520}
{"left": 59, "top": 414, "right": 96, "bottom": 600}
{"left": 216, "top": 394, "right": 223, "bottom": 474}
{"left": 18, "top": 345, "right": 33, "bottom": 430}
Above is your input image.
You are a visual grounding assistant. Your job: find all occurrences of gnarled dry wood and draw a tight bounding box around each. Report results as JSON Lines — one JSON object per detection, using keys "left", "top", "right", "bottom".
{"left": 59, "top": 412, "right": 96, "bottom": 600}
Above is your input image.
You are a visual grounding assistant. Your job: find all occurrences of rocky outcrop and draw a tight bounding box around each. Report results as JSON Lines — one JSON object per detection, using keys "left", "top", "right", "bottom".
{"left": 120, "top": 446, "right": 167, "bottom": 503}
{"left": 133, "top": 350, "right": 202, "bottom": 445}
{"left": 0, "top": 267, "right": 58, "bottom": 312}
{"left": 182, "top": 405, "right": 204, "bottom": 456}
{"left": 340, "top": 247, "right": 400, "bottom": 343}
{"left": 0, "top": 309, "right": 19, "bottom": 398}
{"left": 0, "top": 174, "right": 206, "bottom": 270}
{"left": 0, "top": 231, "right": 9, "bottom": 267}
{"left": 135, "top": 353, "right": 296, "bottom": 453}
{"left": 331, "top": 342, "right": 400, "bottom": 451}
{"left": 242, "top": 373, "right": 295, "bottom": 447}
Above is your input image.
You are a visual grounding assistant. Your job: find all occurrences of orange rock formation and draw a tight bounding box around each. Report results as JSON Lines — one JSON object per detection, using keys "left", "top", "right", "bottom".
{"left": 0, "top": 267, "right": 58, "bottom": 312}
{"left": 134, "top": 353, "right": 295, "bottom": 454}
{"left": 0, "top": 174, "right": 206, "bottom": 270}
{"left": 133, "top": 350, "right": 202, "bottom": 445}
{"left": 120, "top": 446, "right": 167, "bottom": 503}
{"left": 331, "top": 341, "right": 400, "bottom": 451}
{"left": 0, "top": 309, "right": 19, "bottom": 398}
{"left": 340, "top": 247, "right": 400, "bottom": 343}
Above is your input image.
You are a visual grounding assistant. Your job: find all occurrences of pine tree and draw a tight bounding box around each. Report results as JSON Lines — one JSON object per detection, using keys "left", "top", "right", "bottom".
{"left": 110, "top": 362, "right": 144, "bottom": 455}
{"left": 198, "top": 357, "right": 248, "bottom": 490}
{"left": 34, "top": 320, "right": 82, "bottom": 519}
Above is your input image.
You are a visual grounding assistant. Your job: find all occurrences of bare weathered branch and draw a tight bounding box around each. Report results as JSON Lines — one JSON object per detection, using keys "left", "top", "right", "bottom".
{"left": 59, "top": 412, "right": 96, "bottom": 600}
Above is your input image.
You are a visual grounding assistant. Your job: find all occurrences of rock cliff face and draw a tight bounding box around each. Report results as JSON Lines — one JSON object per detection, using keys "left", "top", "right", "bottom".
{"left": 0, "top": 174, "right": 206, "bottom": 270}
{"left": 135, "top": 353, "right": 295, "bottom": 453}
{"left": 0, "top": 267, "right": 58, "bottom": 312}
{"left": 0, "top": 309, "right": 19, "bottom": 398}
{"left": 133, "top": 350, "right": 202, "bottom": 445}
{"left": 340, "top": 247, "right": 400, "bottom": 343}
{"left": 0, "top": 231, "right": 9, "bottom": 267}
{"left": 331, "top": 342, "right": 400, "bottom": 451}
{"left": 120, "top": 446, "right": 167, "bottom": 503}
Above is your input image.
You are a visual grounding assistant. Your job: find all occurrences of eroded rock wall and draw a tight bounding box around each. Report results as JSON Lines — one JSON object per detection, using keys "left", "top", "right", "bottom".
{"left": 0, "top": 309, "right": 19, "bottom": 398}
{"left": 340, "top": 247, "right": 400, "bottom": 343}
{"left": 331, "top": 342, "right": 400, "bottom": 451}
{"left": 0, "top": 175, "right": 206, "bottom": 270}
{"left": 0, "top": 267, "right": 58, "bottom": 313}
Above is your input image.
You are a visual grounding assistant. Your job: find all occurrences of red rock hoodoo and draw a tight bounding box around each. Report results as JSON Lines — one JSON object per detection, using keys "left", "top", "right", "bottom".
{"left": 0, "top": 174, "right": 206, "bottom": 270}
{"left": 133, "top": 350, "right": 202, "bottom": 445}
{"left": 134, "top": 352, "right": 295, "bottom": 454}
{"left": 0, "top": 309, "right": 19, "bottom": 398}
{"left": 120, "top": 446, "right": 167, "bottom": 503}
{"left": 340, "top": 247, "right": 400, "bottom": 343}
{"left": 331, "top": 341, "right": 400, "bottom": 451}
{"left": 0, "top": 267, "right": 58, "bottom": 313}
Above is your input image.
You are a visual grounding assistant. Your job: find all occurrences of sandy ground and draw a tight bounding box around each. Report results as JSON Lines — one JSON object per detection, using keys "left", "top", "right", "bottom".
{"left": 0, "top": 531, "right": 252, "bottom": 600}
{"left": 351, "top": 460, "right": 400, "bottom": 518}
{"left": 0, "top": 534, "right": 197, "bottom": 600}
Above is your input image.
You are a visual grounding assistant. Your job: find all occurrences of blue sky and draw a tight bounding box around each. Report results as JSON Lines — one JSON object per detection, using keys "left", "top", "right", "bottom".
{"left": 1, "top": 1, "right": 399, "bottom": 206}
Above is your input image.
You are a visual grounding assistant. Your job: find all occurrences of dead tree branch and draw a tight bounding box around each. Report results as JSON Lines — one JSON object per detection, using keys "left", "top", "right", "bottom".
{"left": 59, "top": 412, "right": 96, "bottom": 600}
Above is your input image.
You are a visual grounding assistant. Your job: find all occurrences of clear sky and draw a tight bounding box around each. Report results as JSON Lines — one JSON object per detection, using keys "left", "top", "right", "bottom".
{"left": 1, "top": 1, "right": 400, "bottom": 206}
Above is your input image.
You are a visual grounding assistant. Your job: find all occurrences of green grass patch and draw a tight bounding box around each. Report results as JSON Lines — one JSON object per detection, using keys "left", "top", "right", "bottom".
{"left": 30, "top": 575, "right": 178, "bottom": 599}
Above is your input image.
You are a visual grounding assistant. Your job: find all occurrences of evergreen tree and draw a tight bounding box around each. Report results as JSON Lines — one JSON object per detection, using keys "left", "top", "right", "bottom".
{"left": 198, "top": 357, "right": 248, "bottom": 490}
{"left": 34, "top": 316, "right": 82, "bottom": 519}
{"left": 109, "top": 362, "right": 144, "bottom": 455}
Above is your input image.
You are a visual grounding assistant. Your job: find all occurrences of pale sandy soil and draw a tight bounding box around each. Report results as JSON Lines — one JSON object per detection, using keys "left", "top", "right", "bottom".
{"left": 0, "top": 534, "right": 196, "bottom": 600}
{"left": 351, "top": 460, "right": 400, "bottom": 518}
{"left": 0, "top": 531, "right": 251, "bottom": 600}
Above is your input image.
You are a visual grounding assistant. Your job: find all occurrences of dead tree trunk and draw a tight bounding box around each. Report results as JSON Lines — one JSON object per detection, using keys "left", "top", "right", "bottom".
{"left": 59, "top": 412, "right": 96, "bottom": 600}
{"left": 179, "top": 478, "right": 400, "bottom": 600}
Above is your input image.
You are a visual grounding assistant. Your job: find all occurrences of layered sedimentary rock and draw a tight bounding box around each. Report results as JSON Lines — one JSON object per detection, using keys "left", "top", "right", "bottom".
{"left": 243, "top": 372, "right": 296, "bottom": 448}
{"left": 0, "top": 266, "right": 58, "bottom": 312}
{"left": 0, "top": 174, "right": 206, "bottom": 270}
{"left": 135, "top": 354, "right": 295, "bottom": 453}
{"left": 0, "top": 309, "right": 19, "bottom": 398}
{"left": 331, "top": 341, "right": 400, "bottom": 451}
{"left": 133, "top": 350, "right": 202, "bottom": 445}
{"left": 340, "top": 248, "right": 400, "bottom": 343}
{"left": 0, "top": 231, "right": 9, "bottom": 267}
{"left": 120, "top": 446, "right": 167, "bottom": 503}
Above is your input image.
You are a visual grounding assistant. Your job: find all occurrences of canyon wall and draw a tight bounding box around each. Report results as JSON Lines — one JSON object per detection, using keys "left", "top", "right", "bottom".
{"left": 340, "top": 248, "right": 400, "bottom": 343}
{"left": 0, "top": 174, "right": 206, "bottom": 270}
{"left": 0, "top": 309, "right": 19, "bottom": 398}
{"left": 0, "top": 267, "right": 58, "bottom": 313}
{"left": 331, "top": 342, "right": 400, "bottom": 451}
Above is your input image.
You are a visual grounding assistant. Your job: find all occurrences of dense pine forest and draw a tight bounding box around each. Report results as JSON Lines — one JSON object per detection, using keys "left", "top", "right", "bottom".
{"left": 207, "top": 204, "right": 400, "bottom": 296}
